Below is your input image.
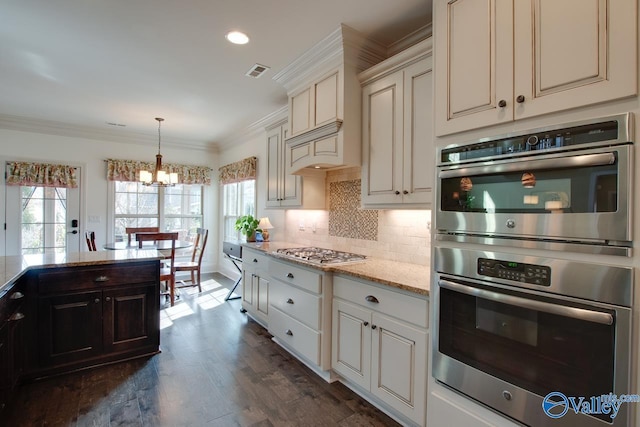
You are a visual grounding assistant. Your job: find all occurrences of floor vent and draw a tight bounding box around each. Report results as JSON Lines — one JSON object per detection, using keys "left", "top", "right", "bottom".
{"left": 245, "top": 63, "right": 270, "bottom": 78}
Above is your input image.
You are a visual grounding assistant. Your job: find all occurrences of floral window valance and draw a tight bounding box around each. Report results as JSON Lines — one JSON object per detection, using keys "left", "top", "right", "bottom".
{"left": 105, "top": 159, "right": 212, "bottom": 185}
{"left": 219, "top": 156, "right": 257, "bottom": 184}
{"left": 6, "top": 161, "right": 78, "bottom": 188}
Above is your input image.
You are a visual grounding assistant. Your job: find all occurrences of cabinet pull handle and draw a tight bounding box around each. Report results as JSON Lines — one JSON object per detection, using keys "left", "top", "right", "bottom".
{"left": 371, "top": 324, "right": 377, "bottom": 330}
{"left": 9, "top": 291, "right": 24, "bottom": 300}
{"left": 363, "top": 321, "right": 369, "bottom": 327}
{"left": 9, "top": 312, "right": 24, "bottom": 321}
{"left": 94, "top": 298, "right": 100, "bottom": 304}
{"left": 365, "top": 295, "right": 379, "bottom": 303}
{"left": 287, "top": 273, "right": 294, "bottom": 279}
{"left": 403, "top": 190, "right": 409, "bottom": 195}
{"left": 285, "top": 329, "right": 293, "bottom": 336}
{"left": 516, "top": 95, "right": 525, "bottom": 103}
{"left": 94, "top": 276, "right": 109, "bottom": 282}
{"left": 253, "top": 259, "right": 258, "bottom": 263}
{"left": 286, "top": 298, "right": 294, "bottom": 304}
{"left": 498, "top": 99, "right": 507, "bottom": 108}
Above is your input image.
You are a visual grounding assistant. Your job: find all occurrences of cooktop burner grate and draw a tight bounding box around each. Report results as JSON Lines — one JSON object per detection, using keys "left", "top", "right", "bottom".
{"left": 276, "top": 247, "right": 366, "bottom": 265}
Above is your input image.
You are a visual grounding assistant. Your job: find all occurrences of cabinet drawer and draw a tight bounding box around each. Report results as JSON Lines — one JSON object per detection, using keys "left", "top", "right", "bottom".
{"left": 269, "top": 260, "right": 322, "bottom": 294}
{"left": 38, "top": 262, "right": 158, "bottom": 294}
{"left": 270, "top": 281, "right": 321, "bottom": 330}
{"left": 242, "top": 250, "right": 269, "bottom": 274}
{"left": 269, "top": 307, "right": 321, "bottom": 365}
{"left": 334, "top": 276, "right": 428, "bottom": 328}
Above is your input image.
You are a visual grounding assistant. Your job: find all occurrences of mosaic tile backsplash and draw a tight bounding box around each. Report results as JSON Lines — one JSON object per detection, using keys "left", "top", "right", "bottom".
{"left": 329, "top": 180, "right": 378, "bottom": 240}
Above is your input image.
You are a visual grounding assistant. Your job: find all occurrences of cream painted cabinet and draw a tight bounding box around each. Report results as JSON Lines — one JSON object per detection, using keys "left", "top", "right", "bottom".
{"left": 266, "top": 121, "right": 302, "bottom": 208}
{"left": 332, "top": 276, "right": 428, "bottom": 426}
{"left": 361, "top": 41, "right": 433, "bottom": 208}
{"left": 434, "top": 0, "right": 637, "bottom": 136}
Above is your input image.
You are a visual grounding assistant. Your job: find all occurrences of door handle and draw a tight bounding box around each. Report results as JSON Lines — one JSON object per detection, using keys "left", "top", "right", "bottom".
{"left": 68, "top": 230, "right": 78, "bottom": 234}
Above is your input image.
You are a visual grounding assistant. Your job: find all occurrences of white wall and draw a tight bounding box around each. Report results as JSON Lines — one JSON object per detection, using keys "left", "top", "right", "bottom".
{"left": 0, "top": 127, "right": 219, "bottom": 271}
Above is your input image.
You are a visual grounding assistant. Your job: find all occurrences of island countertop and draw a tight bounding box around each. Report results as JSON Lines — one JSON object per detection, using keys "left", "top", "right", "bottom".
{"left": 0, "top": 250, "right": 163, "bottom": 294}
{"left": 241, "top": 241, "right": 429, "bottom": 296}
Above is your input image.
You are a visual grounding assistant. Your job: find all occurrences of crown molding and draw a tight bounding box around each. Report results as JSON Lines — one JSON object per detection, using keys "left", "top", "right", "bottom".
{"left": 216, "top": 105, "right": 288, "bottom": 149}
{"left": 359, "top": 37, "right": 433, "bottom": 84}
{"left": 0, "top": 114, "right": 212, "bottom": 151}
{"left": 386, "top": 23, "right": 433, "bottom": 57}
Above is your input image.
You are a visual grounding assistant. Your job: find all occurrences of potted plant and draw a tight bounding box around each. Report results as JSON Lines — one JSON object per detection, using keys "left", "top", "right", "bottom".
{"left": 235, "top": 215, "right": 260, "bottom": 242}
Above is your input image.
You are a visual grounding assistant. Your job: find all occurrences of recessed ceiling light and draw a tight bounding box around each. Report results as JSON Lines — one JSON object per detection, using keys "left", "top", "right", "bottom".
{"left": 225, "top": 31, "right": 249, "bottom": 45}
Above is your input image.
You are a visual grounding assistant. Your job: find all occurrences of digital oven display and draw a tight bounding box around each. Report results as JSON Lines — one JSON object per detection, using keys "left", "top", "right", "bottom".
{"left": 477, "top": 258, "right": 551, "bottom": 286}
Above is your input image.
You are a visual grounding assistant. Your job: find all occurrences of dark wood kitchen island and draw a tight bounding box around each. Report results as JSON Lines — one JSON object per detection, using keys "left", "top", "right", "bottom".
{"left": 0, "top": 249, "right": 162, "bottom": 414}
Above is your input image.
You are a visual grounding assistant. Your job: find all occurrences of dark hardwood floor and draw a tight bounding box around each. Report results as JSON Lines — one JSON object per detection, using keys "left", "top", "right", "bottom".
{"left": 3, "top": 273, "right": 399, "bottom": 426}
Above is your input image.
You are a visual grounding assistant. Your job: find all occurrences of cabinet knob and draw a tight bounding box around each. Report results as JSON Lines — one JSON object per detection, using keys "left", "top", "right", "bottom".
{"left": 498, "top": 99, "right": 507, "bottom": 108}
{"left": 365, "top": 295, "right": 379, "bottom": 303}
{"left": 286, "top": 298, "right": 294, "bottom": 304}
{"left": 106, "top": 297, "right": 111, "bottom": 302}
{"left": 287, "top": 273, "right": 294, "bottom": 279}
{"left": 516, "top": 95, "right": 525, "bottom": 103}
{"left": 253, "top": 258, "right": 258, "bottom": 263}
{"left": 395, "top": 191, "right": 400, "bottom": 195}
{"left": 94, "top": 276, "right": 109, "bottom": 282}
{"left": 403, "top": 190, "right": 409, "bottom": 195}
{"left": 363, "top": 321, "right": 369, "bottom": 327}
{"left": 285, "top": 329, "right": 293, "bottom": 336}
{"left": 8, "top": 312, "right": 24, "bottom": 321}
{"left": 9, "top": 291, "right": 24, "bottom": 300}
{"left": 95, "top": 298, "right": 100, "bottom": 304}
{"left": 371, "top": 324, "right": 377, "bottom": 330}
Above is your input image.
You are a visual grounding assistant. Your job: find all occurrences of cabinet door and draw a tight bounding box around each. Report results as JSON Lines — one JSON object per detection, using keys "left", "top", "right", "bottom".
{"left": 290, "top": 88, "right": 312, "bottom": 136}
{"left": 242, "top": 270, "right": 253, "bottom": 306}
{"left": 103, "top": 284, "right": 158, "bottom": 354}
{"left": 38, "top": 291, "right": 103, "bottom": 367}
{"left": 434, "top": 0, "right": 514, "bottom": 136}
{"left": 280, "top": 128, "right": 302, "bottom": 208}
{"left": 362, "top": 72, "right": 404, "bottom": 205}
{"left": 332, "top": 299, "right": 371, "bottom": 390}
{"left": 0, "top": 322, "right": 8, "bottom": 413}
{"left": 513, "top": 0, "right": 637, "bottom": 120}
{"left": 255, "top": 275, "right": 269, "bottom": 321}
{"left": 371, "top": 313, "right": 427, "bottom": 425}
{"left": 266, "top": 126, "right": 283, "bottom": 207}
{"left": 403, "top": 56, "right": 433, "bottom": 205}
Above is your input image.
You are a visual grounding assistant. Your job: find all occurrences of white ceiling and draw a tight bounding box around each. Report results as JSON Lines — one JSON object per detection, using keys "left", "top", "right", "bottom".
{"left": 0, "top": 0, "right": 431, "bottom": 151}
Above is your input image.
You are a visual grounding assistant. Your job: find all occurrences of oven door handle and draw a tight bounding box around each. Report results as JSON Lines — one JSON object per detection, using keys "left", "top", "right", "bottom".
{"left": 438, "top": 152, "right": 616, "bottom": 178}
{"left": 439, "top": 279, "right": 614, "bottom": 325}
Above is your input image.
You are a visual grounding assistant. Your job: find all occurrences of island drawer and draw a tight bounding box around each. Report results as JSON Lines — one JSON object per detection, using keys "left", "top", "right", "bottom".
{"left": 37, "top": 262, "right": 158, "bottom": 294}
{"left": 269, "top": 307, "right": 321, "bottom": 365}
{"left": 334, "top": 275, "right": 428, "bottom": 328}
{"left": 269, "top": 260, "right": 322, "bottom": 294}
{"left": 270, "top": 281, "right": 321, "bottom": 330}
{"left": 242, "top": 249, "right": 269, "bottom": 274}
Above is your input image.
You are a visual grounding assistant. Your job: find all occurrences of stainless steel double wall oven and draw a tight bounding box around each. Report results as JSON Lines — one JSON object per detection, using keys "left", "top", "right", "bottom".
{"left": 432, "top": 113, "right": 635, "bottom": 427}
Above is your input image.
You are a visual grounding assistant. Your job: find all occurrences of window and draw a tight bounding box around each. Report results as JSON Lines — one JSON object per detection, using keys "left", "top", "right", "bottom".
{"left": 222, "top": 179, "right": 255, "bottom": 241}
{"left": 113, "top": 181, "right": 203, "bottom": 242}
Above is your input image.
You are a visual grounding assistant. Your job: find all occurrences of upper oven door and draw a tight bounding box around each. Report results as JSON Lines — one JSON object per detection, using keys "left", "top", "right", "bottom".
{"left": 436, "top": 144, "right": 632, "bottom": 244}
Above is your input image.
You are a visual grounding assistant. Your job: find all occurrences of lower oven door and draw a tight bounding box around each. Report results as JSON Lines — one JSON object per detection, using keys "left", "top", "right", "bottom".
{"left": 433, "top": 275, "right": 631, "bottom": 427}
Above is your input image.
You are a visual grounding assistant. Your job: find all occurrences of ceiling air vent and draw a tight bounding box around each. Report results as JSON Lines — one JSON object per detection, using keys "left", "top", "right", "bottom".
{"left": 245, "top": 63, "right": 270, "bottom": 78}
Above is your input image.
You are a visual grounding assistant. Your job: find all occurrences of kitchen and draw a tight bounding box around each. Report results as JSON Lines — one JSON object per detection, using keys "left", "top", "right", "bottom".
{"left": 1, "top": 1, "right": 639, "bottom": 427}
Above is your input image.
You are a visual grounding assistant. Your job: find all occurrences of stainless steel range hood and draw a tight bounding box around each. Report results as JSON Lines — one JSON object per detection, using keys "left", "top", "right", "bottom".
{"left": 273, "top": 24, "right": 387, "bottom": 174}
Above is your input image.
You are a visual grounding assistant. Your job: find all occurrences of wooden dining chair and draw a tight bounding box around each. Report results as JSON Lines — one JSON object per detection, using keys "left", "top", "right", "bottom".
{"left": 85, "top": 231, "right": 97, "bottom": 251}
{"left": 125, "top": 226, "right": 159, "bottom": 246}
{"left": 136, "top": 232, "right": 179, "bottom": 306}
{"left": 175, "top": 228, "right": 209, "bottom": 293}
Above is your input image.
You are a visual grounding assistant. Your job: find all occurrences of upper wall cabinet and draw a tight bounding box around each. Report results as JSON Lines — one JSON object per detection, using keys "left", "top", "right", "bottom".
{"left": 274, "top": 24, "right": 387, "bottom": 174}
{"left": 434, "top": 0, "right": 638, "bottom": 136}
{"left": 360, "top": 39, "right": 433, "bottom": 208}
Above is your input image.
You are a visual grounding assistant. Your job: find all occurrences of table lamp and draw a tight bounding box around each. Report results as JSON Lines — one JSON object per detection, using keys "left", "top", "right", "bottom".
{"left": 258, "top": 217, "right": 274, "bottom": 241}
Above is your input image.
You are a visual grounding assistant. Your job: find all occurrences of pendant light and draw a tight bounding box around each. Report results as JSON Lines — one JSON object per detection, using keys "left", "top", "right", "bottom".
{"left": 139, "top": 117, "right": 178, "bottom": 186}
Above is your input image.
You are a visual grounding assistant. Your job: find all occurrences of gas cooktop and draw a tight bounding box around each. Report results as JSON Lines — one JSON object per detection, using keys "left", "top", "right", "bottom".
{"left": 276, "top": 247, "right": 366, "bottom": 265}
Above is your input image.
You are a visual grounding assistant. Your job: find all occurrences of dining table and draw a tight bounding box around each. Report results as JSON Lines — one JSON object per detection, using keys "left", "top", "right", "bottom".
{"left": 102, "top": 240, "right": 193, "bottom": 251}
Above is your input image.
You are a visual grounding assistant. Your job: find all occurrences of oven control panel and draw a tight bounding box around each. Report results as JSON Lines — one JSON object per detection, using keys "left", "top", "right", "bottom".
{"left": 478, "top": 258, "right": 551, "bottom": 286}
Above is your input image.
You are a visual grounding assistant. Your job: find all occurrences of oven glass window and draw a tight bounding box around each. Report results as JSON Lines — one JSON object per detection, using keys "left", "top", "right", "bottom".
{"left": 439, "top": 285, "right": 615, "bottom": 418}
{"left": 440, "top": 162, "right": 618, "bottom": 214}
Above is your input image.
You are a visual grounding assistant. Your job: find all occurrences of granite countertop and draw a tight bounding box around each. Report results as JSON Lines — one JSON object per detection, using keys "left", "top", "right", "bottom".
{"left": 0, "top": 250, "right": 162, "bottom": 293}
{"left": 241, "top": 242, "right": 430, "bottom": 296}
